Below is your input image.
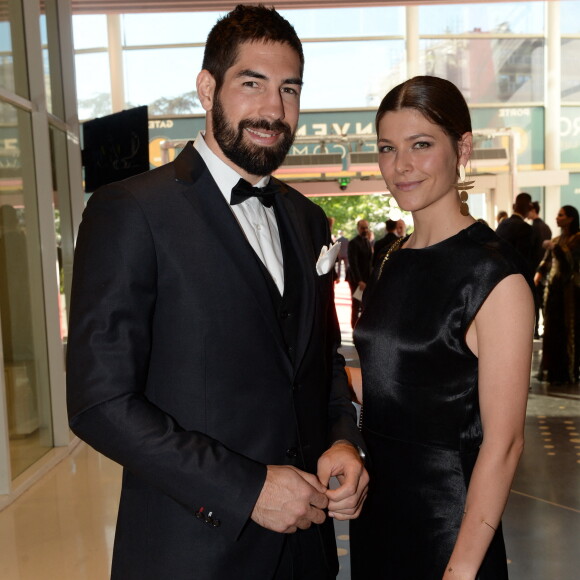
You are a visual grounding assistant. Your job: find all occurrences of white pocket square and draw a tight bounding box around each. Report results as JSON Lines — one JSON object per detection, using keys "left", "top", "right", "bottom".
{"left": 316, "top": 241, "right": 341, "bottom": 275}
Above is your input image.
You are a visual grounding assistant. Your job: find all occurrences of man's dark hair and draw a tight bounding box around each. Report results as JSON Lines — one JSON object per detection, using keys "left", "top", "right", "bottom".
{"left": 514, "top": 192, "right": 532, "bottom": 216}
{"left": 386, "top": 219, "right": 397, "bottom": 231}
{"left": 202, "top": 4, "right": 304, "bottom": 92}
{"left": 531, "top": 201, "right": 540, "bottom": 213}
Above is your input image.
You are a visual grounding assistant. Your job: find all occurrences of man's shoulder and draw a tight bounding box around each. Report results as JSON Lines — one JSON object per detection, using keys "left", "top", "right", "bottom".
{"left": 497, "top": 214, "right": 531, "bottom": 235}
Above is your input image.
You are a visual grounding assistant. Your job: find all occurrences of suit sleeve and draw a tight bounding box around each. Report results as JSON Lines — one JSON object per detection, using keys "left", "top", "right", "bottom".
{"left": 66, "top": 185, "right": 266, "bottom": 541}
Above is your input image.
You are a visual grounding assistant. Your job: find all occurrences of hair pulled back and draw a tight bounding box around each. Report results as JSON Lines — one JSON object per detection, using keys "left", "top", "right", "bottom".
{"left": 376, "top": 76, "right": 472, "bottom": 152}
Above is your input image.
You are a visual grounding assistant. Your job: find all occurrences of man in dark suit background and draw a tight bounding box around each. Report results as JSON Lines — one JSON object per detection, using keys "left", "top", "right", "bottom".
{"left": 528, "top": 201, "right": 552, "bottom": 338}
{"left": 372, "top": 218, "right": 399, "bottom": 271}
{"left": 347, "top": 219, "right": 373, "bottom": 328}
{"left": 496, "top": 192, "right": 539, "bottom": 276}
{"left": 66, "top": 5, "right": 367, "bottom": 580}
{"left": 335, "top": 229, "right": 349, "bottom": 281}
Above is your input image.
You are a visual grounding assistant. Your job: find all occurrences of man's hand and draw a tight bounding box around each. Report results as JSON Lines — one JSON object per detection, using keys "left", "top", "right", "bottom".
{"left": 317, "top": 441, "right": 369, "bottom": 520}
{"left": 358, "top": 281, "right": 367, "bottom": 291}
{"left": 251, "top": 465, "right": 329, "bottom": 533}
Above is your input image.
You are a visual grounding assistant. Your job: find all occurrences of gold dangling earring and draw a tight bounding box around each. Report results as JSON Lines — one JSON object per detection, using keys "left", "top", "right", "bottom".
{"left": 453, "top": 164, "right": 475, "bottom": 216}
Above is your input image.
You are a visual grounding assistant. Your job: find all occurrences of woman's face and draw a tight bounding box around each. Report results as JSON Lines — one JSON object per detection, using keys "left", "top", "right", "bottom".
{"left": 377, "top": 108, "right": 471, "bottom": 216}
{"left": 556, "top": 208, "right": 573, "bottom": 229}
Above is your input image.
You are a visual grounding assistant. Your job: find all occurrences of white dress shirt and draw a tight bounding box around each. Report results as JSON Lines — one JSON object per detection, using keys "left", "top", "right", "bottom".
{"left": 194, "top": 133, "right": 285, "bottom": 294}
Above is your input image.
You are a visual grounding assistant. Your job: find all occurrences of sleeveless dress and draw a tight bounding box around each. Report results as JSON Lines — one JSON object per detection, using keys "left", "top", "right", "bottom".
{"left": 350, "top": 222, "right": 531, "bottom": 580}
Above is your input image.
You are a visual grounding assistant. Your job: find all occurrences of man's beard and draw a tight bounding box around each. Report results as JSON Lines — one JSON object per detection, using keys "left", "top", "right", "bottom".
{"left": 211, "top": 95, "right": 295, "bottom": 176}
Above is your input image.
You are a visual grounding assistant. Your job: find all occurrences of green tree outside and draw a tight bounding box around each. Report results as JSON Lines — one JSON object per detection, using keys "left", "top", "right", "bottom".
{"left": 309, "top": 194, "right": 411, "bottom": 239}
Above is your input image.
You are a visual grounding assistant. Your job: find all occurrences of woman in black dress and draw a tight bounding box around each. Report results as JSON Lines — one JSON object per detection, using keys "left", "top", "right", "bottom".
{"left": 535, "top": 205, "right": 580, "bottom": 384}
{"left": 350, "top": 77, "right": 534, "bottom": 580}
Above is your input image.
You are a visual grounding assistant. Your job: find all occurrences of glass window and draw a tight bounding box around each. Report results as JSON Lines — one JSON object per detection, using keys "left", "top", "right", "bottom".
{"left": 122, "top": 12, "right": 221, "bottom": 46}
{"left": 39, "top": 13, "right": 55, "bottom": 116}
{"left": 562, "top": 39, "right": 580, "bottom": 102}
{"left": 72, "top": 14, "right": 108, "bottom": 50}
{"left": 48, "top": 127, "right": 71, "bottom": 341}
{"left": 419, "top": 38, "right": 544, "bottom": 103}
{"left": 561, "top": 106, "right": 580, "bottom": 168}
{"left": 419, "top": 2, "right": 544, "bottom": 35}
{"left": 0, "top": 0, "right": 28, "bottom": 98}
{"left": 75, "top": 52, "right": 111, "bottom": 120}
{"left": 280, "top": 6, "right": 403, "bottom": 38}
{"left": 0, "top": 102, "right": 54, "bottom": 478}
{"left": 0, "top": 19, "right": 14, "bottom": 92}
{"left": 561, "top": 1, "right": 580, "bottom": 34}
{"left": 301, "top": 40, "right": 405, "bottom": 110}
{"left": 123, "top": 47, "right": 204, "bottom": 113}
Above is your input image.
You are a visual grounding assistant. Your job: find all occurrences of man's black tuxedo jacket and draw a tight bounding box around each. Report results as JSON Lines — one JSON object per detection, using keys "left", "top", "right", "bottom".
{"left": 495, "top": 214, "right": 537, "bottom": 275}
{"left": 66, "top": 142, "right": 363, "bottom": 579}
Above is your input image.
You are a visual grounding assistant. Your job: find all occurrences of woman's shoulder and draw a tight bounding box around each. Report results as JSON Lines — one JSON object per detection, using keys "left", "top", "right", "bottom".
{"left": 463, "top": 221, "right": 533, "bottom": 285}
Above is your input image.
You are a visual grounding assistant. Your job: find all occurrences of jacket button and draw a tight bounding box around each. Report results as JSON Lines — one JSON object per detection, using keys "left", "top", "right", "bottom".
{"left": 280, "top": 310, "right": 289, "bottom": 319}
{"left": 286, "top": 447, "right": 297, "bottom": 458}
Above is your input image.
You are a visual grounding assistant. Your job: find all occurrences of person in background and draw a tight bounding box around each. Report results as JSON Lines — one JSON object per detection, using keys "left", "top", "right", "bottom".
{"left": 350, "top": 76, "right": 534, "bottom": 580}
{"left": 327, "top": 216, "right": 336, "bottom": 242}
{"left": 372, "top": 218, "right": 399, "bottom": 271}
{"left": 347, "top": 219, "right": 373, "bottom": 328}
{"left": 496, "top": 192, "right": 538, "bottom": 276}
{"left": 395, "top": 218, "right": 407, "bottom": 238}
{"left": 535, "top": 205, "right": 580, "bottom": 384}
{"left": 335, "top": 229, "right": 349, "bottom": 281}
{"left": 496, "top": 210, "right": 508, "bottom": 226}
{"left": 66, "top": 6, "right": 367, "bottom": 580}
{"left": 528, "top": 201, "right": 552, "bottom": 338}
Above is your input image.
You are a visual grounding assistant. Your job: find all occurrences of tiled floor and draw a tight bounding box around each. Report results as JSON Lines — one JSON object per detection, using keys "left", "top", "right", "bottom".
{"left": 0, "top": 281, "right": 578, "bottom": 579}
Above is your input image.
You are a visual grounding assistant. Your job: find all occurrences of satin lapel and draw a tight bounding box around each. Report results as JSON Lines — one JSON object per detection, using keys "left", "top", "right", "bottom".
{"left": 173, "top": 144, "right": 288, "bottom": 358}
{"left": 273, "top": 186, "right": 316, "bottom": 374}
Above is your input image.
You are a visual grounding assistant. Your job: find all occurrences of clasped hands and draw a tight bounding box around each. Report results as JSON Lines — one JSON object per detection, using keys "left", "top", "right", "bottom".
{"left": 251, "top": 441, "right": 369, "bottom": 534}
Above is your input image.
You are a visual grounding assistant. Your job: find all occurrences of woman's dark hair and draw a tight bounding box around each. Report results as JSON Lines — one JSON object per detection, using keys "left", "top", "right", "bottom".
{"left": 562, "top": 205, "right": 580, "bottom": 234}
{"left": 375, "top": 76, "right": 472, "bottom": 154}
{"left": 202, "top": 4, "right": 304, "bottom": 92}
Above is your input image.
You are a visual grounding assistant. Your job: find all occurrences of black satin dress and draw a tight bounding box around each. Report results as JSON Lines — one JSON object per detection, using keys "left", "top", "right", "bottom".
{"left": 350, "top": 222, "right": 531, "bottom": 580}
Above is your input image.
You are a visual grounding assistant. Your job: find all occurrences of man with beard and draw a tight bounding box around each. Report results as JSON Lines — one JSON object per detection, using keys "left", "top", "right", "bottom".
{"left": 66, "top": 5, "right": 367, "bottom": 580}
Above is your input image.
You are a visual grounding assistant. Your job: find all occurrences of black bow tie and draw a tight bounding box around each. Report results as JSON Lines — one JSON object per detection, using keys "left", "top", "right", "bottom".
{"left": 230, "top": 178, "right": 278, "bottom": 208}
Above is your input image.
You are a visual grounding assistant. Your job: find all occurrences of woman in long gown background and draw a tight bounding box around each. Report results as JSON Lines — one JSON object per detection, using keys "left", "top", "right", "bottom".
{"left": 349, "top": 76, "right": 534, "bottom": 580}
{"left": 535, "top": 205, "right": 580, "bottom": 384}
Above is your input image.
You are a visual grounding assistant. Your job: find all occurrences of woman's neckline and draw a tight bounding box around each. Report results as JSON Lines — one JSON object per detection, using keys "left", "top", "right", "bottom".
{"left": 399, "top": 221, "right": 481, "bottom": 252}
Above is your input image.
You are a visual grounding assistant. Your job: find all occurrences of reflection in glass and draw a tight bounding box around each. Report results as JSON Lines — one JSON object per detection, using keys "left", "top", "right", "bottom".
{"left": 72, "top": 14, "right": 108, "bottom": 50}
{"left": 124, "top": 47, "right": 204, "bottom": 113}
{"left": 419, "top": 2, "right": 544, "bottom": 35}
{"left": 281, "top": 7, "right": 403, "bottom": 38}
{"left": 49, "top": 127, "right": 71, "bottom": 341}
{"left": 561, "top": 1, "right": 580, "bottom": 34}
{"left": 0, "top": 102, "right": 53, "bottom": 478}
{"left": 0, "top": 18, "right": 14, "bottom": 92}
{"left": 122, "top": 12, "right": 219, "bottom": 46}
{"left": 75, "top": 52, "right": 111, "bottom": 120}
{"left": 39, "top": 14, "right": 53, "bottom": 115}
{"left": 302, "top": 40, "right": 405, "bottom": 109}
{"left": 420, "top": 38, "right": 544, "bottom": 103}
{"left": 562, "top": 39, "right": 580, "bottom": 102}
